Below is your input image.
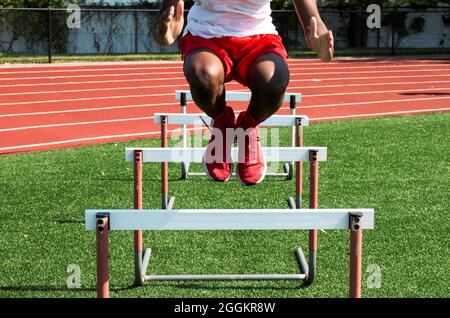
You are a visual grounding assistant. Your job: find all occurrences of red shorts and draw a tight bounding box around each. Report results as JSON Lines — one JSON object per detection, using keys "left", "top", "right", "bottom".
{"left": 179, "top": 33, "right": 288, "bottom": 87}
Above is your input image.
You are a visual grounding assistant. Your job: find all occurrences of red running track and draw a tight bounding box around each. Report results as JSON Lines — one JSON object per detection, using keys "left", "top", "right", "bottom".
{"left": 0, "top": 57, "right": 449, "bottom": 155}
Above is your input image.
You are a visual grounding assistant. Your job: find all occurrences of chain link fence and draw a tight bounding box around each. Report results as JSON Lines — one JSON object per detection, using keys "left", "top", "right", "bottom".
{"left": 0, "top": 6, "right": 449, "bottom": 62}
{"left": 274, "top": 7, "right": 450, "bottom": 53}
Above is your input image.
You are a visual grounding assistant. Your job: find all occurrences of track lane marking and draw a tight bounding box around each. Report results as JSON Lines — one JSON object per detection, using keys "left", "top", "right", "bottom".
{"left": 1, "top": 107, "right": 449, "bottom": 152}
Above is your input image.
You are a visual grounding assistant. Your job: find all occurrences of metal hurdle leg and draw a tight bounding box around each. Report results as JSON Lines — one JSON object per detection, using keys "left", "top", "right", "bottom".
{"left": 286, "top": 95, "right": 297, "bottom": 180}
{"left": 306, "top": 150, "right": 319, "bottom": 284}
{"left": 96, "top": 213, "right": 110, "bottom": 298}
{"left": 349, "top": 212, "right": 363, "bottom": 298}
{"left": 179, "top": 92, "right": 190, "bottom": 179}
{"left": 161, "top": 115, "right": 175, "bottom": 210}
{"left": 133, "top": 150, "right": 152, "bottom": 285}
{"left": 288, "top": 119, "right": 304, "bottom": 209}
{"left": 289, "top": 149, "right": 318, "bottom": 284}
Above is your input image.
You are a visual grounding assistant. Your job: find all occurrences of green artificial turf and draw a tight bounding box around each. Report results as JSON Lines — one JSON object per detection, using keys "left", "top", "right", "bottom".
{"left": 0, "top": 113, "right": 449, "bottom": 298}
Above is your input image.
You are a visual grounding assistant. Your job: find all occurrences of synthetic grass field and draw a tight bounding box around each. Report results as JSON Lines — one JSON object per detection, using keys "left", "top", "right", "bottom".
{"left": 0, "top": 112, "right": 448, "bottom": 298}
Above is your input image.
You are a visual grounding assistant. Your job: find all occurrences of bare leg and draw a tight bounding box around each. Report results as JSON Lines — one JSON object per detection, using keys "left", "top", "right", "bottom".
{"left": 183, "top": 50, "right": 227, "bottom": 118}
{"left": 246, "top": 53, "right": 290, "bottom": 122}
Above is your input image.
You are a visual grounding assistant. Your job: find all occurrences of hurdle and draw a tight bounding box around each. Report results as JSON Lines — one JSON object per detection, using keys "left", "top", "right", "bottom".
{"left": 174, "top": 90, "right": 303, "bottom": 180}
{"left": 86, "top": 146, "right": 375, "bottom": 298}
{"left": 126, "top": 147, "right": 324, "bottom": 287}
{"left": 86, "top": 208, "right": 374, "bottom": 298}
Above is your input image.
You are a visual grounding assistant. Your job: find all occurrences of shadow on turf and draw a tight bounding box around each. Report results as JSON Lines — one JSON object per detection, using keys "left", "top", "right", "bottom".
{"left": 147, "top": 282, "right": 309, "bottom": 291}
{"left": 0, "top": 285, "right": 138, "bottom": 293}
{"left": 56, "top": 219, "right": 84, "bottom": 224}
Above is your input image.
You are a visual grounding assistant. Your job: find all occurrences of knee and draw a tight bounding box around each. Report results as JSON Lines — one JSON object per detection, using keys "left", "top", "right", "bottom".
{"left": 260, "top": 75, "right": 289, "bottom": 99}
{"left": 184, "top": 61, "right": 224, "bottom": 104}
{"left": 251, "top": 74, "right": 289, "bottom": 109}
{"left": 249, "top": 64, "right": 289, "bottom": 105}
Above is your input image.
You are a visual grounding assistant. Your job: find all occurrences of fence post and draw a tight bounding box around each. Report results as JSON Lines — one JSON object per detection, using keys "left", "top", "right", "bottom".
{"left": 134, "top": 10, "right": 138, "bottom": 54}
{"left": 48, "top": 8, "right": 52, "bottom": 63}
{"left": 391, "top": 6, "right": 396, "bottom": 56}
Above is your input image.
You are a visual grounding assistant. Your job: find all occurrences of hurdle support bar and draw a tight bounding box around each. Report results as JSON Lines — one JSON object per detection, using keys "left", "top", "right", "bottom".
{"left": 349, "top": 212, "right": 363, "bottom": 298}
{"left": 160, "top": 115, "right": 175, "bottom": 209}
{"left": 95, "top": 213, "right": 110, "bottom": 298}
{"left": 87, "top": 209, "right": 374, "bottom": 298}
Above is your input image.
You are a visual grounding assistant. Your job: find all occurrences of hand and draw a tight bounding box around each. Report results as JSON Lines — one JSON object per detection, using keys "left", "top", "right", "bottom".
{"left": 307, "top": 16, "right": 334, "bottom": 62}
{"left": 152, "top": 1, "right": 184, "bottom": 46}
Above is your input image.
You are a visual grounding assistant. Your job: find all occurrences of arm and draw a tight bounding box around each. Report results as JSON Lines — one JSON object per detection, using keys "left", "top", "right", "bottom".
{"left": 151, "top": 0, "right": 185, "bottom": 46}
{"left": 292, "top": 0, "right": 334, "bottom": 62}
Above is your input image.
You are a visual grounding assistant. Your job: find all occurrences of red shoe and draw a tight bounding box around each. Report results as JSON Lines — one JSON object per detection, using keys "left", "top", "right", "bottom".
{"left": 203, "top": 106, "right": 236, "bottom": 182}
{"left": 235, "top": 111, "right": 267, "bottom": 186}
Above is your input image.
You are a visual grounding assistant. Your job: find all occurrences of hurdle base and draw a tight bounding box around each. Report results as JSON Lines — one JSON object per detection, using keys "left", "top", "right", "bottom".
{"left": 139, "top": 247, "right": 311, "bottom": 284}
{"left": 167, "top": 196, "right": 175, "bottom": 210}
{"left": 288, "top": 196, "right": 302, "bottom": 209}
{"left": 135, "top": 248, "right": 152, "bottom": 285}
{"left": 162, "top": 195, "right": 176, "bottom": 210}
{"left": 296, "top": 248, "right": 316, "bottom": 285}
{"left": 144, "top": 274, "right": 307, "bottom": 281}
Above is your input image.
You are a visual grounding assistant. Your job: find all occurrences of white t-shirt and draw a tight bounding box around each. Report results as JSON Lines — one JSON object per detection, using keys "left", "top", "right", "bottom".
{"left": 183, "top": 0, "right": 278, "bottom": 38}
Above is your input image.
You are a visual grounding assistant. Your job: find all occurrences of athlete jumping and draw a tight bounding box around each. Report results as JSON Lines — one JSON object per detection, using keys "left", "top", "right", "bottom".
{"left": 152, "top": 0, "right": 334, "bottom": 185}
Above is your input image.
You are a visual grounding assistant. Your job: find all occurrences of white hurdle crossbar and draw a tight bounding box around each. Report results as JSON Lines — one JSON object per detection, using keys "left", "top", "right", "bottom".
{"left": 87, "top": 208, "right": 374, "bottom": 298}
{"left": 154, "top": 113, "right": 309, "bottom": 127}
{"left": 175, "top": 90, "right": 302, "bottom": 103}
{"left": 125, "top": 147, "right": 326, "bottom": 163}
{"left": 173, "top": 90, "right": 304, "bottom": 180}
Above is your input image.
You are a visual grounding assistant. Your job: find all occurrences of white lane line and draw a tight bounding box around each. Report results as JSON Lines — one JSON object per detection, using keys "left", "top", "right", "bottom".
{"left": 0, "top": 127, "right": 208, "bottom": 152}
{"left": 310, "top": 107, "right": 450, "bottom": 121}
{"left": 1, "top": 108, "right": 449, "bottom": 152}
{"left": 3, "top": 81, "right": 449, "bottom": 98}
{"left": 0, "top": 92, "right": 173, "bottom": 106}
{"left": 1, "top": 84, "right": 188, "bottom": 96}
{"left": 2, "top": 96, "right": 450, "bottom": 132}
{"left": 0, "top": 77, "right": 448, "bottom": 96}
{"left": 0, "top": 80, "right": 447, "bottom": 117}
{"left": 0, "top": 61, "right": 184, "bottom": 69}
{"left": 295, "top": 96, "right": 450, "bottom": 110}
{"left": 0, "top": 57, "right": 445, "bottom": 71}
{"left": 2, "top": 86, "right": 449, "bottom": 107}
{"left": 1, "top": 68, "right": 448, "bottom": 82}
{"left": 0, "top": 73, "right": 448, "bottom": 90}
{"left": 289, "top": 80, "right": 450, "bottom": 90}
{"left": 0, "top": 115, "right": 155, "bottom": 133}
{"left": 1, "top": 63, "right": 447, "bottom": 75}
{"left": 0, "top": 73, "right": 185, "bottom": 81}
{"left": 1, "top": 72, "right": 449, "bottom": 89}
{"left": 202, "top": 87, "right": 450, "bottom": 98}
{"left": 0, "top": 66, "right": 184, "bottom": 74}
{"left": 0, "top": 77, "right": 162, "bottom": 88}
{"left": 289, "top": 74, "right": 450, "bottom": 83}
{"left": 0, "top": 102, "right": 185, "bottom": 118}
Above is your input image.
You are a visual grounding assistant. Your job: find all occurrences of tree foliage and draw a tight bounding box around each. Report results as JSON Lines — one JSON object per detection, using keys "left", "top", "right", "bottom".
{"left": 0, "top": 0, "right": 75, "bottom": 8}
